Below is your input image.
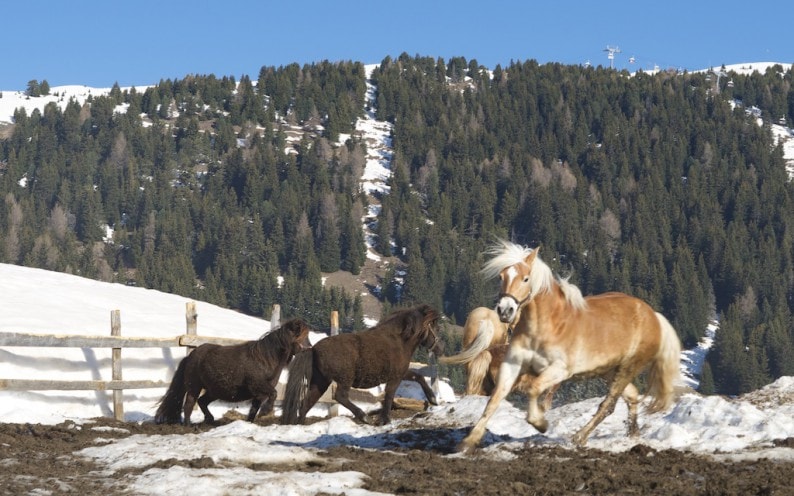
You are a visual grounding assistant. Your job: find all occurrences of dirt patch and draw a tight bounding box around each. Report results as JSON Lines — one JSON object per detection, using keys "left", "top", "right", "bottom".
{"left": 323, "top": 254, "right": 404, "bottom": 322}
{"left": 1, "top": 412, "right": 792, "bottom": 495}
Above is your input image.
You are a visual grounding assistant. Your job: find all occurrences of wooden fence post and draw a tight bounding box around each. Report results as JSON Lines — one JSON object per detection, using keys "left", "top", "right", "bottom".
{"left": 111, "top": 309, "right": 123, "bottom": 421}
{"left": 330, "top": 310, "right": 339, "bottom": 336}
{"left": 185, "top": 301, "right": 197, "bottom": 355}
{"left": 328, "top": 310, "right": 339, "bottom": 417}
{"left": 271, "top": 304, "right": 281, "bottom": 329}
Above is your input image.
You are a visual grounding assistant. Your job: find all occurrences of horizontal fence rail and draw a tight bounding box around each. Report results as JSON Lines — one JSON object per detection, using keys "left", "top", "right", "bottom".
{"left": 0, "top": 332, "right": 250, "bottom": 349}
{"left": 0, "top": 303, "right": 433, "bottom": 423}
{"left": 0, "top": 302, "right": 293, "bottom": 421}
{"left": 0, "top": 301, "right": 436, "bottom": 421}
{"left": 0, "top": 379, "right": 167, "bottom": 391}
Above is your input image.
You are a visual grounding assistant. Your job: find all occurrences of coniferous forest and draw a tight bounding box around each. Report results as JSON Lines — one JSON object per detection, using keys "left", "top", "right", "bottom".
{"left": 1, "top": 55, "right": 794, "bottom": 396}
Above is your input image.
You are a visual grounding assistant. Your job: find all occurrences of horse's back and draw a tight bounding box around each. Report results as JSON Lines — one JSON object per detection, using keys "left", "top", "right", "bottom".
{"left": 184, "top": 343, "right": 220, "bottom": 370}
{"left": 582, "top": 292, "right": 659, "bottom": 332}
{"left": 190, "top": 342, "right": 262, "bottom": 400}
{"left": 554, "top": 291, "right": 663, "bottom": 372}
{"left": 314, "top": 330, "right": 406, "bottom": 388}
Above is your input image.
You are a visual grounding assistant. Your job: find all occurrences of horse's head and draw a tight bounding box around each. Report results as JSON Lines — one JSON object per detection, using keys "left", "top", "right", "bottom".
{"left": 494, "top": 247, "right": 538, "bottom": 324}
{"left": 283, "top": 318, "right": 313, "bottom": 356}
{"left": 482, "top": 240, "right": 554, "bottom": 325}
{"left": 412, "top": 304, "right": 444, "bottom": 356}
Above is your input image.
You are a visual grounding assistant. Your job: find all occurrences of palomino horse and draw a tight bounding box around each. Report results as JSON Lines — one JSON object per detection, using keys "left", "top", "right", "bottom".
{"left": 281, "top": 304, "right": 443, "bottom": 425}
{"left": 440, "top": 306, "right": 557, "bottom": 408}
{"left": 457, "top": 240, "right": 681, "bottom": 452}
{"left": 439, "top": 307, "right": 510, "bottom": 395}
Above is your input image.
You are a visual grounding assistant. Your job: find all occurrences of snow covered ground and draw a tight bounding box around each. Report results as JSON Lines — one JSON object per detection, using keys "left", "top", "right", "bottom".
{"left": 1, "top": 264, "right": 793, "bottom": 495}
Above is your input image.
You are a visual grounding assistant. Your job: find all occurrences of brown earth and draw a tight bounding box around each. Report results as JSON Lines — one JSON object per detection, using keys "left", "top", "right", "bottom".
{"left": 323, "top": 253, "right": 404, "bottom": 323}
{"left": 1, "top": 410, "right": 793, "bottom": 495}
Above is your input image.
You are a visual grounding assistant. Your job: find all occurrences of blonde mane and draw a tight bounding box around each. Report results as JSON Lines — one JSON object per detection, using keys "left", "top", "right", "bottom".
{"left": 482, "top": 239, "right": 587, "bottom": 311}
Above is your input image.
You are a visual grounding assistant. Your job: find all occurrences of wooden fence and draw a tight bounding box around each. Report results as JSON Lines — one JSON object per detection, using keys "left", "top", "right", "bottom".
{"left": 0, "top": 302, "right": 345, "bottom": 421}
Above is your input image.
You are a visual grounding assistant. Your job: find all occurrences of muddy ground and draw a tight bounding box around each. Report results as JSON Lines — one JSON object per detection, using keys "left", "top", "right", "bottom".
{"left": 1, "top": 410, "right": 793, "bottom": 496}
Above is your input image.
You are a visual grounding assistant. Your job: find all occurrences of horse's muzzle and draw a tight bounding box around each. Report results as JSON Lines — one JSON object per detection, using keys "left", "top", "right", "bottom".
{"left": 496, "top": 297, "right": 518, "bottom": 324}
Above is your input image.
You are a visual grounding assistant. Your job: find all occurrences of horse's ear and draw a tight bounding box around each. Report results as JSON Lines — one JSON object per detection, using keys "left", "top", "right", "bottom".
{"left": 286, "top": 319, "right": 300, "bottom": 335}
{"left": 525, "top": 245, "right": 540, "bottom": 265}
{"left": 405, "top": 306, "right": 428, "bottom": 339}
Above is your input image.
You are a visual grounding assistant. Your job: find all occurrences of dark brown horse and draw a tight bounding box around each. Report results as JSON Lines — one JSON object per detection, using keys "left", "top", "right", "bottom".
{"left": 281, "top": 304, "right": 442, "bottom": 425}
{"left": 155, "top": 318, "right": 312, "bottom": 425}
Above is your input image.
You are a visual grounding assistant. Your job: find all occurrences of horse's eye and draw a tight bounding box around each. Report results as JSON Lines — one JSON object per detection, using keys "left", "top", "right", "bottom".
{"left": 523, "top": 276, "right": 530, "bottom": 283}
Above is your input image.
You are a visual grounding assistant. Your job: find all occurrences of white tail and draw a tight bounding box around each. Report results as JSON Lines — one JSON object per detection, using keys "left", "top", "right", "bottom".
{"left": 646, "top": 312, "right": 683, "bottom": 413}
{"left": 439, "top": 319, "right": 494, "bottom": 365}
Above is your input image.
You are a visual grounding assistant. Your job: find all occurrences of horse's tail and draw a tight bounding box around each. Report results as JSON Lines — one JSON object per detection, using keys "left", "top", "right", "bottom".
{"left": 439, "top": 318, "right": 495, "bottom": 365}
{"left": 646, "top": 312, "right": 683, "bottom": 413}
{"left": 465, "top": 347, "right": 493, "bottom": 395}
{"left": 281, "top": 349, "right": 313, "bottom": 425}
{"left": 154, "top": 355, "right": 191, "bottom": 424}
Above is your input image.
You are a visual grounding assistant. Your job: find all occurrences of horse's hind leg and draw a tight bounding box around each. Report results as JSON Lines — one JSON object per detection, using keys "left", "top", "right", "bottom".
{"left": 403, "top": 370, "right": 437, "bottom": 405}
{"left": 297, "top": 375, "right": 331, "bottom": 423}
{"left": 197, "top": 392, "right": 217, "bottom": 424}
{"left": 183, "top": 389, "right": 200, "bottom": 426}
{"left": 621, "top": 383, "right": 640, "bottom": 437}
{"left": 334, "top": 385, "right": 371, "bottom": 424}
{"left": 571, "top": 371, "right": 635, "bottom": 446}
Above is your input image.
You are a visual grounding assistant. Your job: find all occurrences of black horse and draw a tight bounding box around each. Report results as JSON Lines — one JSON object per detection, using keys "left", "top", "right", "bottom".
{"left": 281, "top": 304, "right": 443, "bottom": 425}
{"left": 155, "top": 318, "right": 312, "bottom": 425}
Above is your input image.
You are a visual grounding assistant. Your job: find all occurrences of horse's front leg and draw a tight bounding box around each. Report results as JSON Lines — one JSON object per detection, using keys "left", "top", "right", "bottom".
{"left": 525, "top": 361, "right": 568, "bottom": 433}
{"left": 248, "top": 385, "right": 277, "bottom": 421}
{"left": 457, "top": 350, "right": 523, "bottom": 453}
{"left": 260, "top": 388, "right": 277, "bottom": 418}
{"left": 246, "top": 398, "right": 263, "bottom": 422}
{"left": 403, "top": 370, "right": 437, "bottom": 405}
{"left": 378, "top": 378, "right": 403, "bottom": 425}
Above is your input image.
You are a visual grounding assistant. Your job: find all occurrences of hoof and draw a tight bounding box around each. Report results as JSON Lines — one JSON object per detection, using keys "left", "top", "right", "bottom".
{"left": 427, "top": 394, "right": 438, "bottom": 406}
{"left": 355, "top": 414, "right": 375, "bottom": 425}
{"left": 571, "top": 431, "right": 588, "bottom": 447}
{"left": 528, "top": 417, "right": 549, "bottom": 434}
{"left": 456, "top": 435, "right": 481, "bottom": 454}
{"left": 455, "top": 440, "right": 476, "bottom": 454}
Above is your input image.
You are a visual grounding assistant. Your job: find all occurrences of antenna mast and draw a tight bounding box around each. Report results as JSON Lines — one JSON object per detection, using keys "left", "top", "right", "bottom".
{"left": 603, "top": 45, "right": 621, "bottom": 69}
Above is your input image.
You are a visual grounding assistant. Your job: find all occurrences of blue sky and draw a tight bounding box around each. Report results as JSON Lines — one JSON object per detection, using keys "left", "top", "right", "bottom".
{"left": 3, "top": 0, "right": 793, "bottom": 90}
